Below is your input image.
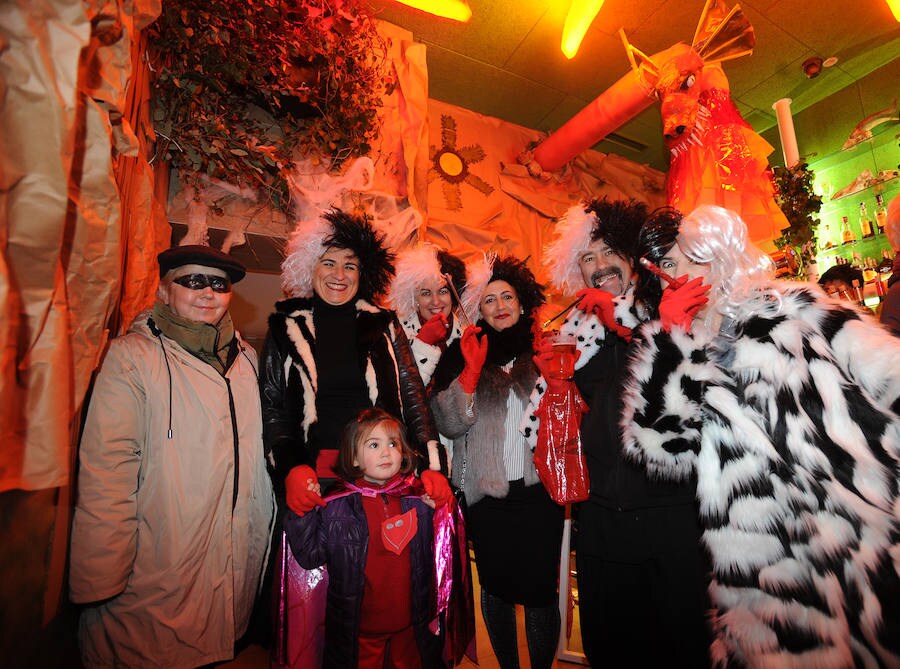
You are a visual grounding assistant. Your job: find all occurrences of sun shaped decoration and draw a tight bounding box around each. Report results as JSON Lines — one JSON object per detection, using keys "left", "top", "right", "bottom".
{"left": 429, "top": 115, "right": 494, "bottom": 211}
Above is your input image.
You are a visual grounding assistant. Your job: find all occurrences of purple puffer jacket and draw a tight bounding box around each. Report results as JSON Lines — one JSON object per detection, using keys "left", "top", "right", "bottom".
{"left": 284, "top": 492, "right": 444, "bottom": 668}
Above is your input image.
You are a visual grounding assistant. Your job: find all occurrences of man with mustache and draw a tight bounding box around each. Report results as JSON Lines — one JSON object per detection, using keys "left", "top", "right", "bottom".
{"left": 523, "top": 200, "right": 711, "bottom": 668}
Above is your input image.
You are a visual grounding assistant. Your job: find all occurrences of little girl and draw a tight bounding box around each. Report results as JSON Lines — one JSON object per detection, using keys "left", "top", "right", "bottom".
{"left": 284, "top": 407, "right": 456, "bottom": 669}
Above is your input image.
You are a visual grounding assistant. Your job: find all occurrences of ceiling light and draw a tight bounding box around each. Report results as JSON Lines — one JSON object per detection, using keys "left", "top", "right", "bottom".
{"left": 561, "top": 0, "right": 605, "bottom": 59}
{"left": 887, "top": 0, "right": 900, "bottom": 21}
{"left": 391, "top": 0, "right": 472, "bottom": 22}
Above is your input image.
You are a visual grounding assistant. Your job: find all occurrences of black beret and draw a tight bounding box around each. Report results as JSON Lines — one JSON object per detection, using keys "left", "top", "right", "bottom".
{"left": 157, "top": 245, "right": 246, "bottom": 283}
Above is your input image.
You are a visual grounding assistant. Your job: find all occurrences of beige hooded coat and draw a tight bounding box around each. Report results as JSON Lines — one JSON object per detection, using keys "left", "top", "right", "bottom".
{"left": 70, "top": 311, "right": 275, "bottom": 668}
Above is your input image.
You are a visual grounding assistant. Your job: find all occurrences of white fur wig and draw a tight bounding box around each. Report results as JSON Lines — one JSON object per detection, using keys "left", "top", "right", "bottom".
{"left": 387, "top": 245, "right": 446, "bottom": 321}
{"left": 461, "top": 252, "right": 497, "bottom": 325}
{"left": 545, "top": 204, "right": 595, "bottom": 294}
{"left": 678, "top": 205, "right": 775, "bottom": 330}
{"left": 280, "top": 215, "right": 333, "bottom": 297}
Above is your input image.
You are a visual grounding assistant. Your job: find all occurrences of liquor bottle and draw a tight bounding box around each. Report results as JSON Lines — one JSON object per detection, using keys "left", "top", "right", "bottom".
{"left": 851, "top": 280, "right": 865, "bottom": 307}
{"left": 874, "top": 194, "right": 887, "bottom": 234}
{"left": 858, "top": 202, "right": 874, "bottom": 239}
{"left": 875, "top": 278, "right": 886, "bottom": 303}
{"left": 819, "top": 224, "right": 835, "bottom": 250}
{"left": 862, "top": 257, "right": 878, "bottom": 283}
{"left": 840, "top": 216, "right": 856, "bottom": 245}
{"left": 877, "top": 249, "right": 894, "bottom": 274}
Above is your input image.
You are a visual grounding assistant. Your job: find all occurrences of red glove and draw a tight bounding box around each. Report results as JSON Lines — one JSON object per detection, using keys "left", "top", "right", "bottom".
{"left": 285, "top": 464, "right": 326, "bottom": 516}
{"left": 458, "top": 325, "right": 488, "bottom": 394}
{"left": 658, "top": 276, "right": 710, "bottom": 333}
{"left": 420, "top": 469, "right": 452, "bottom": 508}
{"left": 416, "top": 313, "right": 450, "bottom": 346}
{"left": 533, "top": 337, "right": 580, "bottom": 391}
{"left": 575, "top": 288, "right": 633, "bottom": 342}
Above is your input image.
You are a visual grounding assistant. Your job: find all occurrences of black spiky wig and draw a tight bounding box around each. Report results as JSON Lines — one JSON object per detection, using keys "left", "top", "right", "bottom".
{"left": 585, "top": 197, "right": 651, "bottom": 262}
{"left": 634, "top": 206, "right": 681, "bottom": 316}
{"left": 488, "top": 255, "right": 546, "bottom": 317}
{"left": 322, "top": 209, "right": 395, "bottom": 301}
{"left": 437, "top": 250, "right": 467, "bottom": 307}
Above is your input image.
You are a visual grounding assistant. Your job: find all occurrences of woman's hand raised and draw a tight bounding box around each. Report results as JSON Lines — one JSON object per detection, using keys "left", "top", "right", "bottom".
{"left": 416, "top": 313, "right": 450, "bottom": 346}
{"left": 459, "top": 325, "right": 488, "bottom": 394}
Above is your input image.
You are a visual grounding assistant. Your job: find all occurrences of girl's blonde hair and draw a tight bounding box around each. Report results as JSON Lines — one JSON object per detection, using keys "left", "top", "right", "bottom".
{"left": 335, "top": 408, "right": 417, "bottom": 481}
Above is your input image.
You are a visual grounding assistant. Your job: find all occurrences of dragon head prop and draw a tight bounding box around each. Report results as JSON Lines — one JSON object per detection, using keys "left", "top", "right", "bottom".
{"left": 621, "top": 0, "right": 755, "bottom": 155}
{"left": 525, "top": 0, "right": 786, "bottom": 243}
{"left": 529, "top": 0, "right": 756, "bottom": 171}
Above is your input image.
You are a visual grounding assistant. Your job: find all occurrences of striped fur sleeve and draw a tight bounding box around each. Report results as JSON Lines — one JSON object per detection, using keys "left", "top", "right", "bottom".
{"left": 620, "top": 322, "right": 717, "bottom": 483}
{"left": 827, "top": 309, "right": 900, "bottom": 420}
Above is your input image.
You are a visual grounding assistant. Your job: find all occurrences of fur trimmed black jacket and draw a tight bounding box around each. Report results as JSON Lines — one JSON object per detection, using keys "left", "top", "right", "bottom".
{"left": 521, "top": 287, "right": 643, "bottom": 449}
{"left": 621, "top": 283, "right": 900, "bottom": 668}
{"left": 261, "top": 297, "right": 442, "bottom": 489}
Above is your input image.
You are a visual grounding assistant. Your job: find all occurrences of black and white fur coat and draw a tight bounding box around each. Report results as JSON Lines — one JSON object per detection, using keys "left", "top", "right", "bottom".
{"left": 621, "top": 282, "right": 900, "bottom": 669}
{"left": 399, "top": 312, "right": 464, "bottom": 386}
{"left": 261, "top": 297, "right": 441, "bottom": 487}
{"left": 520, "top": 287, "right": 644, "bottom": 447}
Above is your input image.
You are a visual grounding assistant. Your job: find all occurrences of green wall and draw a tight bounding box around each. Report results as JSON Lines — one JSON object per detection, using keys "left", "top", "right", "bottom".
{"left": 762, "top": 59, "right": 900, "bottom": 268}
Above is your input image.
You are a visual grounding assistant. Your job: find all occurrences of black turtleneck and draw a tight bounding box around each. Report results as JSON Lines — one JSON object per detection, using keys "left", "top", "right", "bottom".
{"left": 311, "top": 296, "right": 370, "bottom": 452}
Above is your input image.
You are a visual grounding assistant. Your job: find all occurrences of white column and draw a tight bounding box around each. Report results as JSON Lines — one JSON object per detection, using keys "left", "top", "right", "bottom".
{"left": 772, "top": 98, "right": 800, "bottom": 168}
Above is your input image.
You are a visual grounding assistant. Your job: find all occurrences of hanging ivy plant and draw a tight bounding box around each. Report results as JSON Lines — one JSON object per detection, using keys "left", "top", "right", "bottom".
{"left": 772, "top": 162, "right": 823, "bottom": 275}
{"left": 146, "top": 0, "right": 392, "bottom": 212}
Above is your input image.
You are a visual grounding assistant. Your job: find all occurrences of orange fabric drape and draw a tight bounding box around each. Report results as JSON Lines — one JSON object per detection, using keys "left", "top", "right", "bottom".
{"left": 0, "top": 0, "right": 163, "bottom": 493}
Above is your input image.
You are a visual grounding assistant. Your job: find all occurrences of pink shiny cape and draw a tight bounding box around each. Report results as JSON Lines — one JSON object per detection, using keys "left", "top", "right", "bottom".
{"left": 273, "top": 474, "right": 476, "bottom": 667}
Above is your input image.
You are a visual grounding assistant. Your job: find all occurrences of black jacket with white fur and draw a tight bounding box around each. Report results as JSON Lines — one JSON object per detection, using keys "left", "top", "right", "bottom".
{"left": 261, "top": 297, "right": 441, "bottom": 490}
{"left": 621, "top": 282, "right": 900, "bottom": 668}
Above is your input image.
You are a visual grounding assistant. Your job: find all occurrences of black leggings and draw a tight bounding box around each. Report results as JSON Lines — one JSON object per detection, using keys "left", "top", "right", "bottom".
{"left": 480, "top": 588, "right": 559, "bottom": 669}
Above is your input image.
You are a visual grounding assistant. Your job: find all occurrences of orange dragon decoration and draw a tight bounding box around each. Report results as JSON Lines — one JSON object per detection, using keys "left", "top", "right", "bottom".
{"left": 523, "top": 0, "right": 789, "bottom": 243}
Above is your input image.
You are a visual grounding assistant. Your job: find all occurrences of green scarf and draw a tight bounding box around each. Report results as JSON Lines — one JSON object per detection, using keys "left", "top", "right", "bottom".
{"left": 151, "top": 302, "right": 235, "bottom": 375}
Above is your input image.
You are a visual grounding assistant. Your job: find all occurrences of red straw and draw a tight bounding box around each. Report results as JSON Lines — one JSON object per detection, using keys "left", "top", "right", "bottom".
{"left": 639, "top": 257, "right": 684, "bottom": 289}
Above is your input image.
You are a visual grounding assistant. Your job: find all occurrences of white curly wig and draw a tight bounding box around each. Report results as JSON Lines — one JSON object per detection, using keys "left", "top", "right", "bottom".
{"left": 387, "top": 245, "right": 446, "bottom": 321}
{"left": 280, "top": 215, "right": 333, "bottom": 297}
{"left": 545, "top": 204, "right": 596, "bottom": 294}
{"left": 677, "top": 205, "right": 775, "bottom": 330}
{"left": 461, "top": 252, "right": 497, "bottom": 325}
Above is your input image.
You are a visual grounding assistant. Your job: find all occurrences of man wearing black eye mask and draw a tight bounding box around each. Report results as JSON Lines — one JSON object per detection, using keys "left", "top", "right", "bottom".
{"left": 69, "top": 244, "right": 275, "bottom": 668}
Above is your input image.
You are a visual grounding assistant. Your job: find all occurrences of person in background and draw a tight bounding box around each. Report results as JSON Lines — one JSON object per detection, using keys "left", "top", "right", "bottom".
{"left": 261, "top": 208, "right": 445, "bottom": 522}
{"left": 388, "top": 244, "right": 468, "bottom": 387}
{"left": 880, "top": 194, "right": 900, "bottom": 333}
{"left": 621, "top": 204, "right": 900, "bottom": 668}
{"left": 69, "top": 245, "right": 275, "bottom": 668}
{"left": 523, "top": 199, "right": 711, "bottom": 669}
{"left": 284, "top": 408, "right": 454, "bottom": 668}
{"left": 430, "top": 254, "right": 562, "bottom": 669}
{"left": 817, "top": 263, "right": 865, "bottom": 303}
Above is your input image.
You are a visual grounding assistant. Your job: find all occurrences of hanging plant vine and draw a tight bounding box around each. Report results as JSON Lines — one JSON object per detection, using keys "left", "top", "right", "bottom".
{"left": 772, "top": 162, "right": 823, "bottom": 275}
{"left": 146, "top": 0, "right": 392, "bottom": 212}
